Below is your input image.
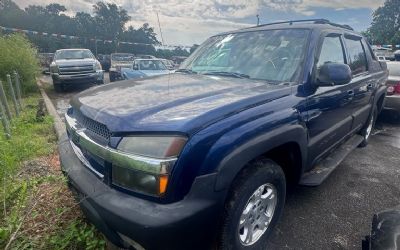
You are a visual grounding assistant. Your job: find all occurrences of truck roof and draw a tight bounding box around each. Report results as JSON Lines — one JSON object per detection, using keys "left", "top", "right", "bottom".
{"left": 218, "top": 19, "right": 360, "bottom": 37}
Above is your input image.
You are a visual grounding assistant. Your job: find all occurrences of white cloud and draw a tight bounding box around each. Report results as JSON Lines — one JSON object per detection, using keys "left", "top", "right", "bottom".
{"left": 13, "top": 0, "right": 385, "bottom": 45}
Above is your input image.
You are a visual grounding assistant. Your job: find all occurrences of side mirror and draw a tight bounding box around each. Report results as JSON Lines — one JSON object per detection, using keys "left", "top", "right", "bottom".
{"left": 317, "top": 63, "right": 352, "bottom": 86}
{"left": 133, "top": 64, "right": 139, "bottom": 70}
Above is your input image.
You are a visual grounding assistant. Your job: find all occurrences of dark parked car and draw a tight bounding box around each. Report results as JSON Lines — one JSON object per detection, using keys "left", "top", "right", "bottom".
{"left": 50, "top": 49, "right": 104, "bottom": 92}
{"left": 97, "top": 54, "right": 111, "bottom": 72}
{"left": 38, "top": 52, "right": 54, "bottom": 74}
{"left": 363, "top": 206, "right": 400, "bottom": 250}
{"left": 385, "top": 62, "right": 400, "bottom": 110}
{"left": 60, "top": 19, "right": 388, "bottom": 250}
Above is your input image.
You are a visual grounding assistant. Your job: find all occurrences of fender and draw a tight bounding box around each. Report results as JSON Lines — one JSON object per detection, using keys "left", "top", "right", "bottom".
{"left": 213, "top": 123, "right": 307, "bottom": 191}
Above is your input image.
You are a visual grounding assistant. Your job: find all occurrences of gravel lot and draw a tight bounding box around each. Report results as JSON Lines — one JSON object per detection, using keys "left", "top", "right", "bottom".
{"left": 42, "top": 74, "right": 400, "bottom": 250}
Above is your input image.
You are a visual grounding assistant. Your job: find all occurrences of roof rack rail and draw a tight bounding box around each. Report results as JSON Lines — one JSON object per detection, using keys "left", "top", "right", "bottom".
{"left": 253, "top": 19, "right": 354, "bottom": 31}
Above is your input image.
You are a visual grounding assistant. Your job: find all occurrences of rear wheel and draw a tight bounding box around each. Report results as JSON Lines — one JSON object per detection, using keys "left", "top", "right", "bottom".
{"left": 359, "top": 104, "right": 377, "bottom": 147}
{"left": 219, "top": 159, "right": 286, "bottom": 250}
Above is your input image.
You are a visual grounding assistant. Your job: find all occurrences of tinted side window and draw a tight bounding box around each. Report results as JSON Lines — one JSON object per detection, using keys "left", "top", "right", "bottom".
{"left": 345, "top": 37, "right": 367, "bottom": 74}
{"left": 317, "top": 36, "right": 345, "bottom": 68}
{"left": 362, "top": 39, "right": 377, "bottom": 60}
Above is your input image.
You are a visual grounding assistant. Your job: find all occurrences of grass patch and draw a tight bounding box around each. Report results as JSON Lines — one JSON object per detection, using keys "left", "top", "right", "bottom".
{"left": 0, "top": 94, "right": 105, "bottom": 250}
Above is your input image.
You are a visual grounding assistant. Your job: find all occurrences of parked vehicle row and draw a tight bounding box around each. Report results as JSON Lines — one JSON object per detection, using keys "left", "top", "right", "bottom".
{"left": 59, "top": 19, "right": 389, "bottom": 249}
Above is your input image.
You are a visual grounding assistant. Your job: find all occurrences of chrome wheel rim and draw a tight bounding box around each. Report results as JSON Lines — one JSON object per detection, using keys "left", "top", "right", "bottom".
{"left": 238, "top": 183, "right": 277, "bottom": 246}
{"left": 365, "top": 114, "right": 374, "bottom": 139}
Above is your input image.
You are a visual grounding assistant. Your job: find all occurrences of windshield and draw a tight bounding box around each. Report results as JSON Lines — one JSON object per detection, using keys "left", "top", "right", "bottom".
{"left": 137, "top": 60, "right": 167, "bottom": 70}
{"left": 180, "top": 29, "right": 309, "bottom": 82}
{"left": 387, "top": 63, "right": 400, "bottom": 77}
{"left": 112, "top": 54, "right": 135, "bottom": 61}
{"left": 55, "top": 50, "right": 93, "bottom": 60}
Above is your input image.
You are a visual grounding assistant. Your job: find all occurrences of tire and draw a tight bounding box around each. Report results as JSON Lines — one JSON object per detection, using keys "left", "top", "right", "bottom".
{"left": 359, "top": 104, "right": 378, "bottom": 148}
{"left": 219, "top": 159, "right": 286, "bottom": 250}
{"left": 54, "top": 83, "right": 63, "bottom": 92}
{"left": 109, "top": 72, "right": 115, "bottom": 82}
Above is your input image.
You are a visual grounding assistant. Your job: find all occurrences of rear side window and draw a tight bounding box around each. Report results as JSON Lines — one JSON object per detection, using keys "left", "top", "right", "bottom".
{"left": 344, "top": 37, "right": 367, "bottom": 75}
{"left": 363, "top": 39, "right": 377, "bottom": 60}
{"left": 317, "top": 36, "right": 345, "bottom": 68}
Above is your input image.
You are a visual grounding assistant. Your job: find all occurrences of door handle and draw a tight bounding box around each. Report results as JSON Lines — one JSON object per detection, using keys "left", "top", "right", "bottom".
{"left": 347, "top": 90, "right": 355, "bottom": 96}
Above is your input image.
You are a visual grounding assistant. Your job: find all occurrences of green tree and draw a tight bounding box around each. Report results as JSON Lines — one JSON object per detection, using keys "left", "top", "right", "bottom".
{"left": 93, "top": 2, "right": 130, "bottom": 40}
{"left": 0, "top": 0, "right": 185, "bottom": 58}
{"left": 368, "top": 0, "right": 400, "bottom": 45}
{"left": 45, "top": 3, "right": 66, "bottom": 16}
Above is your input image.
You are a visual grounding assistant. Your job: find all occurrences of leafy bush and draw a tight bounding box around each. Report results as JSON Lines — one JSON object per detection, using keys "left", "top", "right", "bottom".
{"left": 0, "top": 34, "right": 40, "bottom": 93}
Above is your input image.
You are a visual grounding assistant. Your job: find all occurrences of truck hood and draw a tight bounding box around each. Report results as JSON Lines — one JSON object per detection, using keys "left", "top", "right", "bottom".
{"left": 55, "top": 58, "right": 96, "bottom": 66}
{"left": 70, "top": 73, "right": 292, "bottom": 134}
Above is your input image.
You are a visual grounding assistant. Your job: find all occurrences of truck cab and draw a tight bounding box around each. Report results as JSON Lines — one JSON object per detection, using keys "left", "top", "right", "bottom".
{"left": 59, "top": 19, "right": 388, "bottom": 250}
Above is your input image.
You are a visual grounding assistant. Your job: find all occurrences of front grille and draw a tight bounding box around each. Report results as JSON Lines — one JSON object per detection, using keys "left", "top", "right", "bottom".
{"left": 59, "top": 64, "right": 95, "bottom": 75}
{"left": 73, "top": 109, "right": 111, "bottom": 142}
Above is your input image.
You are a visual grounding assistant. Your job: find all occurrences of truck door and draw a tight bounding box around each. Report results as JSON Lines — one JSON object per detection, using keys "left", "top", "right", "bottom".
{"left": 306, "top": 34, "right": 354, "bottom": 166}
{"left": 343, "top": 35, "right": 374, "bottom": 131}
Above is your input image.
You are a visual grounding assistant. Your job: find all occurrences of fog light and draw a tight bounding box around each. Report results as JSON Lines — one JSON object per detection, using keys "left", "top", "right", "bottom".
{"left": 112, "top": 165, "right": 169, "bottom": 196}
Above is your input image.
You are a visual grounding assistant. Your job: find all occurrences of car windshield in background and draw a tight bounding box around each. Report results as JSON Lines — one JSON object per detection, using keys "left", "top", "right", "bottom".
{"left": 112, "top": 54, "right": 135, "bottom": 61}
{"left": 55, "top": 50, "right": 93, "bottom": 60}
{"left": 180, "top": 29, "right": 310, "bottom": 83}
{"left": 387, "top": 62, "right": 400, "bottom": 77}
{"left": 138, "top": 60, "right": 167, "bottom": 70}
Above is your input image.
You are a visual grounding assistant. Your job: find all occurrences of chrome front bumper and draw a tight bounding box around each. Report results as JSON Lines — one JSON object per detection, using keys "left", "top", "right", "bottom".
{"left": 65, "top": 113, "right": 176, "bottom": 176}
{"left": 52, "top": 70, "right": 104, "bottom": 81}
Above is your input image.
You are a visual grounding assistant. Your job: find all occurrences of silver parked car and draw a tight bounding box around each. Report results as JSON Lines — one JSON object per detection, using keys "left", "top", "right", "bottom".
{"left": 385, "top": 62, "right": 400, "bottom": 110}
{"left": 50, "top": 49, "right": 104, "bottom": 92}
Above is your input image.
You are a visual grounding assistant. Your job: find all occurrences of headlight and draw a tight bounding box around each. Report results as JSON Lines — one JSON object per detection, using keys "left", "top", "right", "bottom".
{"left": 113, "top": 136, "right": 187, "bottom": 196}
{"left": 117, "top": 136, "right": 187, "bottom": 158}
{"left": 94, "top": 61, "right": 102, "bottom": 71}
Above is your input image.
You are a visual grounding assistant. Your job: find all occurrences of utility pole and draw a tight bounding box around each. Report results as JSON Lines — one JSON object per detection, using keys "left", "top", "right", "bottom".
{"left": 256, "top": 14, "right": 260, "bottom": 26}
{"left": 95, "top": 36, "right": 98, "bottom": 56}
{"left": 157, "top": 12, "right": 165, "bottom": 46}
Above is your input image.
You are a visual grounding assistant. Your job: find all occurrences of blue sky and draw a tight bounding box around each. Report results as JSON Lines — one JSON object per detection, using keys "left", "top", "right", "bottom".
{"left": 15, "top": 0, "right": 384, "bottom": 46}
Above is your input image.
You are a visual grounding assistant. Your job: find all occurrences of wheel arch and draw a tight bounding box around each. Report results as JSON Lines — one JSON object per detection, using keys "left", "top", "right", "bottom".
{"left": 214, "top": 124, "right": 307, "bottom": 191}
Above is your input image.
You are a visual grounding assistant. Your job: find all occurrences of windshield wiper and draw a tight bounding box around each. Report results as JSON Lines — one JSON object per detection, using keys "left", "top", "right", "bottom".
{"left": 175, "top": 68, "right": 197, "bottom": 74}
{"left": 203, "top": 71, "right": 250, "bottom": 79}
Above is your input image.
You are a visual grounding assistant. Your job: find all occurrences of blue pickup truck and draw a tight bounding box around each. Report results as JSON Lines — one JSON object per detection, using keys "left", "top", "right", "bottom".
{"left": 59, "top": 19, "right": 388, "bottom": 250}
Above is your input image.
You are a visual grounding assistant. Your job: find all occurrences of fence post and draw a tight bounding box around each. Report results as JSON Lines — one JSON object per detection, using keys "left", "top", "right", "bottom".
{"left": 0, "top": 81, "right": 11, "bottom": 120}
{"left": 13, "top": 71, "right": 22, "bottom": 109}
{"left": 0, "top": 100, "right": 11, "bottom": 139}
{"left": 6, "top": 74, "right": 19, "bottom": 117}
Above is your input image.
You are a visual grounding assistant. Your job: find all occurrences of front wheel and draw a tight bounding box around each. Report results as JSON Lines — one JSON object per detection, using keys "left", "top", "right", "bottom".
{"left": 359, "top": 104, "right": 377, "bottom": 148}
{"left": 54, "top": 83, "right": 63, "bottom": 92}
{"left": 109, "top": 72, "right": 116, "bottom": 82}
{"left": 219, "top": 159, "right": 286, "bottom": 250}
